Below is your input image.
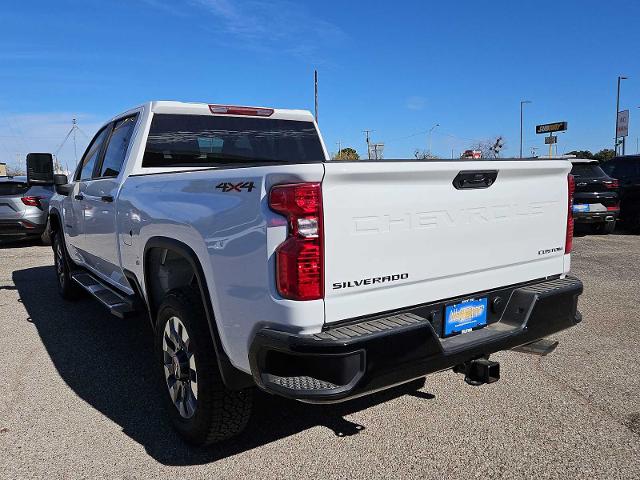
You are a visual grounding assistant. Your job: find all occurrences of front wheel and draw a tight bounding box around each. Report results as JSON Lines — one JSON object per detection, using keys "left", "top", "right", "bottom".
{"left": 155, "top": 287, "right": 252, "bottom": 445}
{"left": 52, "top": 232, "right": 82, "bottom": 300}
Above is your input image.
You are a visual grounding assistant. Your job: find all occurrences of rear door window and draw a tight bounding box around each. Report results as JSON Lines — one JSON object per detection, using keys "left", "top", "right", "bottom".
{"left": 97, "top": 115, "right": 138, "bottom": 178}
{"left": 142, "top": 114, "right": 325, "bottom": 167}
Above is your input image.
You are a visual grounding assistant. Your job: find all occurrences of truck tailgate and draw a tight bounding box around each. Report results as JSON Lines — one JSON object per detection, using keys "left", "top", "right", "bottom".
{"left": 322, "top": 160, "right": 571, "bottom": 323}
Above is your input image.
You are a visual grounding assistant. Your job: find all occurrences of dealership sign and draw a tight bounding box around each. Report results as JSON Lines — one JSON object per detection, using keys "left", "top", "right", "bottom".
{"left": 617, "top": 110, "right": 629, "bottom": 137}
{"left": 536, "top": 122, "right": 568, "bottom": 134}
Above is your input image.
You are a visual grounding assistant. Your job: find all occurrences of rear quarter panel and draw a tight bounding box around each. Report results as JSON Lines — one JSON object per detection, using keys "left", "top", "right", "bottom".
{"left": 118, "top": 164, "right": 324, "bottom": 372}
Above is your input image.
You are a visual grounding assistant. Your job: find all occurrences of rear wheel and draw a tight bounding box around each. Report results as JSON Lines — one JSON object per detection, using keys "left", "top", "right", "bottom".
{"left": 52, "top": 232, "right": 82, "bottom": 300}
{"left": 155, "top": 287, "right": 252, "bottom": 445}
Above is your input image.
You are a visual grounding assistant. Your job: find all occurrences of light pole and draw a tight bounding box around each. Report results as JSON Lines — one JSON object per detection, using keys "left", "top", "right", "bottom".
{"left": 520, "top": 100, "right": 531, "bottom": 158}
{"left": 615, "top": 76, "right": 627, "bottom": 154}
{"left": 428, "top": 123, "right": 440, "bottom": 157}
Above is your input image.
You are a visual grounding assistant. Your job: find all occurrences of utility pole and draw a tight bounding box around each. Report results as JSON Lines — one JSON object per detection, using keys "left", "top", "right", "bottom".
{"left": 428, "top": 123, "right": 440, "bottom": 156}
{"left": 363, "top": 130, "right": 373, "bottom": 159}
{"left": 314, "top": 70, "right": 318, "bottom": 124}
{"left": 520, "top": 100, "right": 532, "bottom": 158}
{"left": 615, "top": 76, "right": 627, "bottom": 154}
{"left": 336, "top": 140, "right": 342, "bottom": 159}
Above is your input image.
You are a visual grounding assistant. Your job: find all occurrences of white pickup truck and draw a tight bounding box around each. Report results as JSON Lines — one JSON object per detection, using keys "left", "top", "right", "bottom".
{"left": 43, "top": 101, "right": 583, "bottom": 446}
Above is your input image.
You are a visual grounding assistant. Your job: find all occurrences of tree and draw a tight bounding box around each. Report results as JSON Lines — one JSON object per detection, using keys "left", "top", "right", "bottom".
{"left": 5, "top": 164, "right": 25, "bottom": 176}
{"left": 333, "top": 147, "right": 359, "bottom": 160}
{"left": 467, "top": 136, "right": 505, "bottom": 158}
{"left": 593, "top": 149, "right": 615, "bottom": 162}
{"left": 414, "top": 149, "right": 438, "bottom": 159}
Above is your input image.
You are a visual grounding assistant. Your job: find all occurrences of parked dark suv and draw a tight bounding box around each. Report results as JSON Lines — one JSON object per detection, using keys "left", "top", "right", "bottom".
{"left": 570, "top": 159, "right": 619, "bottom": 234}
{"left": 601, "top": 155, "right": 640, "bottom": 233}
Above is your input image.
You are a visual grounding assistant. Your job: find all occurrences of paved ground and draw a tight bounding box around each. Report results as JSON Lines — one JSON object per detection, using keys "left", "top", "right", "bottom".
{"left": 1, "top": 231, "right": 639, "bottom": 479}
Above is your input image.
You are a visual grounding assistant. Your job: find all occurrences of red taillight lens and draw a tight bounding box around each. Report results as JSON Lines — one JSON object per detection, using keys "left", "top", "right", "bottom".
{"left": 604, "top": 179, "right": 619, "bottom": 189}
{"left": 566, "top": 174, "right": 575, "bottom": 254}
{"left": 607, "top": 204, "right": 620, "bottom": 211}
{"left": 208, "top": 104, "right": 274, "bottom": 117}
{"left": 21, "top": 196, "right": 43, "bottom": 208}
{"left": 269, "top": 183, "right": 323, "bottom": 300}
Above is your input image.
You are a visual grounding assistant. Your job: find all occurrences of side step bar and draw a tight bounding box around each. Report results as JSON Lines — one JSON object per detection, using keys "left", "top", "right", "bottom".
{"left": 70, "top": 272, "right": 139, "bottom": 319}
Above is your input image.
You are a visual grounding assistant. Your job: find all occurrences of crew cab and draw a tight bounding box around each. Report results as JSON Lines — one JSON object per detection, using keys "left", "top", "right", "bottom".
{"left": 45, "top": 101, "right": 583, "bottom": 446}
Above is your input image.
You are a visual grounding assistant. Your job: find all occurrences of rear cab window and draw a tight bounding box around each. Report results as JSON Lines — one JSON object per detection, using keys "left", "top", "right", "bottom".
{"left": 0, "top": 179, "right": 29, "bottom": 196}
{"left": 142, "top": 114, "right": 325, "bottom": 168}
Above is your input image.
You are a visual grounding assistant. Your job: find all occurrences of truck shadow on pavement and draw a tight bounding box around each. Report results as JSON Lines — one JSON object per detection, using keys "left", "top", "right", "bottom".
{"left": 13, "top": 265, "right": 434, "bottom": 466}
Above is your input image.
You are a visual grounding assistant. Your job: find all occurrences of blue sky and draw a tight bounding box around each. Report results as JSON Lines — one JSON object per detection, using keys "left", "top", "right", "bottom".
{"left": 2, "top": 0, "right": 640, "bottom": 169}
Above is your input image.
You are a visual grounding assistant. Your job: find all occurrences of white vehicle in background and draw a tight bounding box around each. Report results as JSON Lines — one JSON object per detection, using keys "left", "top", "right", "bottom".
{"left": 43, "top": 101, "right": 583, "bottom": 446}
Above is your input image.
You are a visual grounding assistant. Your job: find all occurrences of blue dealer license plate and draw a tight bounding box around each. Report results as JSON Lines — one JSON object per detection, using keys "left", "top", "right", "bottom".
{"left": 573, "top": 204, "right": 590, "bottom": 213}
{"left": 444, "top": 297, "right": 488, "bottom": 336}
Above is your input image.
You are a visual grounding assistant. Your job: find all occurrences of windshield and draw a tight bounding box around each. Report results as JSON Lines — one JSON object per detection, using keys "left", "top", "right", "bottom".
{"left": 143, "top": 114, "right": 325, "bottom": 167}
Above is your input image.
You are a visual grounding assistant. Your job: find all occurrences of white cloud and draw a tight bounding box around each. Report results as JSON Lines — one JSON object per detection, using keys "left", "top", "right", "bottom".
{"left": 406, "top": 96, "right": 426, "bottom": 111}
{"left": 0, "top": 112, "right": 105, "bottom": 173}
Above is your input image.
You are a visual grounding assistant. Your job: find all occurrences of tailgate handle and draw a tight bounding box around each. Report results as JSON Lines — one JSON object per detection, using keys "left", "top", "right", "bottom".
{"left": 453, "top": 170, "right": 498, "bottom": 190}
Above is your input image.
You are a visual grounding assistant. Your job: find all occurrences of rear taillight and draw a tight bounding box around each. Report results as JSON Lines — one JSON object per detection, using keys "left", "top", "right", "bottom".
{"left": 604, "top": 179, "right": 619, "bottom": 189}
{"left": 607, "top": 204, "right": 620, "bottom": 211}
{"left": 269, "top": 183, "right": 323, "bottom": 300}
{"left": 21, "top": 196, "right": 43, "bottom": 209}
{"left": 566, "top": 174, "right": 575, "bottom": 254}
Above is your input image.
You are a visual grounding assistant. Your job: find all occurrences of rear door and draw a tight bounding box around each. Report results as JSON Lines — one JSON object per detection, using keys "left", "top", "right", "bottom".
{"left": 322, "top": 160, "right": 571, "bottom": 323}
{"left": 82, "top": 114, "right": 138, "bottom": 288}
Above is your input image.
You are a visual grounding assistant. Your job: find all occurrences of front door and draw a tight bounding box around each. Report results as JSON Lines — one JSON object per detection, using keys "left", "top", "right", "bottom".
{"left": 82, "top": 115, "right": 138, "bottom": 289}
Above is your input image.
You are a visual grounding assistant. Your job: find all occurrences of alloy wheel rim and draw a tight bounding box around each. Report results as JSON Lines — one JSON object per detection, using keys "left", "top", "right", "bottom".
{"left": 162, "top": 316, "right": 198, "bottom": 419}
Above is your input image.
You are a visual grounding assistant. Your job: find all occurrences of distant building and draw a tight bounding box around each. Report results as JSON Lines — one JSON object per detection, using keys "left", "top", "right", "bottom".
{"left": 0, "top": 163, "right": 6, "bottom": 176}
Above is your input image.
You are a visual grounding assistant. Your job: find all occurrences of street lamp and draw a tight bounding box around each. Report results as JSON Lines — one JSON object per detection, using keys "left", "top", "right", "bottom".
{"left": 615, "top": 76, "right": 628, "bottom": 154}
{"left": 428, "top": 123, "right": 440, "bottom": 156}
{"left": 520, "top": 100, "right": 532, "bottom": 158}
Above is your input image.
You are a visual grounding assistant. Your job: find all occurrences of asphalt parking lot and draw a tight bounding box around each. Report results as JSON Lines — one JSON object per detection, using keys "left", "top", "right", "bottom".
{"left": 1, "top": 232, "right": 639, "bottom": 479}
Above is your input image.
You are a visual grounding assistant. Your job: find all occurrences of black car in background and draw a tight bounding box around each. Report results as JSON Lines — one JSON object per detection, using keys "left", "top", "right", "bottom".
{"left": 570, "top": 159, "right": 620, "bottom": 234}
{"left": 601, "top": 155, "right": 640, "bottom": 233}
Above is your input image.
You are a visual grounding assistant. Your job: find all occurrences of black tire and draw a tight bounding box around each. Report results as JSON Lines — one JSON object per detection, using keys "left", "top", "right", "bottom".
{"left": 40, "top": 218, "right": 52, "bottom": 245}
{"left": 591, "top": 221, "right": 616, "bottom": 235}
{"left": 626, "top": 212, "right": 640, "bottom": 234}
{"left": 155, "top": 287, "right": 252, "bottom": 446}
{"left": 52, "top": 232, "right": 82, "bottom": 300}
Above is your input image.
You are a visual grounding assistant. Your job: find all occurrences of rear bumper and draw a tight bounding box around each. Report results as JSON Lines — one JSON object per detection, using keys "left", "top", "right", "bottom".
{"left": 573, "top": 211, "right": 618, "bottom": 223}
{"left": 249, "top": 277, "right": 583, "bottom": 403}
{"left": 0, "top": 219, "right": 46, "bottom": 237}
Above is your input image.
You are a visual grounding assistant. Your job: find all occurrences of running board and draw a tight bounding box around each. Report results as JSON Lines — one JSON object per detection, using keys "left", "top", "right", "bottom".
{"left": 70, "top": 272, "right": 139, "bottom": 319}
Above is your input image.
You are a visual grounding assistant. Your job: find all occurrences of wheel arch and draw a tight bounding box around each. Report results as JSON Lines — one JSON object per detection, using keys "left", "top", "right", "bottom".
{"left": 143, "top": 236, "right": 253, "bottom": 390}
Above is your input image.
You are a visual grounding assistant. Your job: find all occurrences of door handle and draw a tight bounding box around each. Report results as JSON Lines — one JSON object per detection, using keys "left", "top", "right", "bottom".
{"left": 452, "top": 170, "right": 499, "bottom": 190}
{"left": 101, "top": 195, "right": 114, "bottom": 203}
{"left": 74, "top": 194, "right": 84, "bottom": 200}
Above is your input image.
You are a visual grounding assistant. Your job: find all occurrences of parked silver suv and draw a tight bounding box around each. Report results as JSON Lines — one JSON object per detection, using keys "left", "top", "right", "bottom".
{"left": 0, "top": 175, "right": 54, "bottom": 243}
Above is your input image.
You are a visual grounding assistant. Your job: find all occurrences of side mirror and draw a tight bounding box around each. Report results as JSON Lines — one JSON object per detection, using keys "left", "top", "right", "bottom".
{"left": 54, "top": 174, "right": 73, "bottom": 196}
{"left": 26, "top": 153, "right": 54, "bottom": 185}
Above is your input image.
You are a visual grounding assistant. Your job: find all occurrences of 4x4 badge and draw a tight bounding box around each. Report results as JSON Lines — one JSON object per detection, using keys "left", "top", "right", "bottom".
{"left": 216, "top": 181, "right": 255, "bottom": 192}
